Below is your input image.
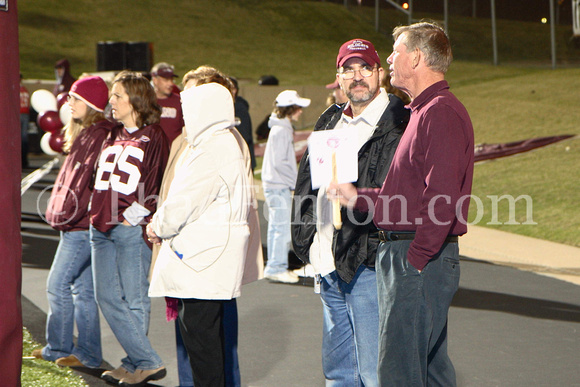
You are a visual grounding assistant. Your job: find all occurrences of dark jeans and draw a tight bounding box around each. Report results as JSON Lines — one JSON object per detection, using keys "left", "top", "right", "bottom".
{"left": 178, "top": 298, "right": 226, "bottom": 387}
{"left": 376, "top": 240, "right": 460, "bottom": 387}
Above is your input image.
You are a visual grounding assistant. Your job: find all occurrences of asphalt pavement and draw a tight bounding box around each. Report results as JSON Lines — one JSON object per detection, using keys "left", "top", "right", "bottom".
{"left": 20, "top": 155, "right": 580, "bottom": 387}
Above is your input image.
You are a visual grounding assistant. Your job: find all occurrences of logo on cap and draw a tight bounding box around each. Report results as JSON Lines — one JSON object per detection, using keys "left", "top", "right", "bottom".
{"left": 336, "top": 38, "right": 381, "bottom": 69}
{"left": 347, "top": 40, "right": 369, "bottom": 51}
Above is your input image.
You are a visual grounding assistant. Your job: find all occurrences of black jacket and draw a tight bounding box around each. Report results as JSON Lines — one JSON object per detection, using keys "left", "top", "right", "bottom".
{"left": 234, "top": 96, "right": 256, "bottom": 170}
{"left": 291, "top": 94, "right": 410, "bottom": 283}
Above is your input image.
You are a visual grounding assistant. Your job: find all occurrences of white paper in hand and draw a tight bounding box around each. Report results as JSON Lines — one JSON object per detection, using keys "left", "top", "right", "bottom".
{"left": 307, "top": 128, "right": 358, "bottom": 189}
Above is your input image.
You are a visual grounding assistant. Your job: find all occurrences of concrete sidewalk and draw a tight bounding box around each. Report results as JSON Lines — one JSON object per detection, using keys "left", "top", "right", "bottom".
{"left": 460, "top": 225, "right": 580, "bottom": 286}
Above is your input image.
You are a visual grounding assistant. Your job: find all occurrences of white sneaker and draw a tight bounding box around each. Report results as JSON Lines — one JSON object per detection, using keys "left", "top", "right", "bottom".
{"left": 265, "top": 271, "right": 299, "bottom": 284}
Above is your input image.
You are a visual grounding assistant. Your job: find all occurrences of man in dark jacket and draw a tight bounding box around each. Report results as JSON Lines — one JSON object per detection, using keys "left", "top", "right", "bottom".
{"left": 291, "top": 39, "right": 409, "bottom": 386}
{"left": 230, "top": 77, "right": 256, "bottom": 171}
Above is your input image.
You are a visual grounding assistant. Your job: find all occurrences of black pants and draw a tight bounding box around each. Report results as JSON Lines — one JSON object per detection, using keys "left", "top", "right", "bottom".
{"left": 178, "top": 298, "right": 226, "bottom": 387}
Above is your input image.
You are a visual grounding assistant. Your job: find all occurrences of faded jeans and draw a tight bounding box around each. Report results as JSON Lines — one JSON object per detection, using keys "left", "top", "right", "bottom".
{"left": 90, "top": 224, "right": 163, "bottom": 372}
{"left": 320, "top": 265, "right": 379, "bottom": 387}
{"left": 263, "top": 188, "right": 292, "bottom": 276}
{"left": 43, "top": 230, "right": 101, "bottom": 367}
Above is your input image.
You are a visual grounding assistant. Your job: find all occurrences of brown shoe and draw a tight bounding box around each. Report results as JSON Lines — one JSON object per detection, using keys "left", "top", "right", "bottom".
{"left": 101, "top": 366, "right": 132, "bottom": 384}
{"left": 31, "top": 349, "right": 44, "bottom": 360}
{"left": 55, "top": 354, "right": 85, "bottom": 367}
{"left": 119, "top": 367, "right": 167, "bottom": 387}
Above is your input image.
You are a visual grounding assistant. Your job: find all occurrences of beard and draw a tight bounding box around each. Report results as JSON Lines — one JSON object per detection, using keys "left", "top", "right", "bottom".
{"left": 346, "top": 80, "right": 378, "bottom": 104}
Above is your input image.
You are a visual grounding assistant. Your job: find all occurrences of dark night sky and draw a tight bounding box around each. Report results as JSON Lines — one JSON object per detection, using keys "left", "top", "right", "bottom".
{"left": 361, "top": 0, "right": 574, "bottom": 24}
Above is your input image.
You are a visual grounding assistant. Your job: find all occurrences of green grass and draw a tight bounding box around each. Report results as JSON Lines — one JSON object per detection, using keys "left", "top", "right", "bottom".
{"left": 20, "top": 1, "right": 580, "bottom": 83}
{"left": 18, "top": 0, "right": 580, "bottom": 248}
{"left": 467, "top": 140, "right": 580, "bottom": 246}
{"left": 19, "top": 0, "right": 393, "bottom": 85}
{"left": 450, "top": 67, "right": 580, "bottom": 246}
{"left": 22, "top": 328, "right": 88, "bottom": 386}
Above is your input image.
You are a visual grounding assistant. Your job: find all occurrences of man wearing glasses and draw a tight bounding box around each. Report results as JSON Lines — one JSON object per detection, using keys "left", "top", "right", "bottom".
{"left": 292, "top": 39, "right": 409, "bottom": 386}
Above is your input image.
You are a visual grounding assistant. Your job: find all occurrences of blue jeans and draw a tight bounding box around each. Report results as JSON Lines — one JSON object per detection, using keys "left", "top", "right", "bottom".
{"left": 376, "top": 240, "right": 460, "bottom": 386}
{"left": 175, "top": 319, "right": 193, "bottom": 387}
{"left": 90, "top": 224, "right": 163, "bottom": 372}
{"left": 176, "top": 299, "right": 241, "bottom": 387}
{"left": 43, "top": 230, "right": 101, "bottom": 367}
{"left": 320, "top": 265, "right": 379, "bottom": 387}
{"left": 264, "top": 188, "right": 292, "bottom": 276}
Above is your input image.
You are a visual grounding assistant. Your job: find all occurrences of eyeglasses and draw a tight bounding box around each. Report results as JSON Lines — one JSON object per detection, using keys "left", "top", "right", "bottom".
{"left": 338, "top": 65, "right": 377, "bottom": 80}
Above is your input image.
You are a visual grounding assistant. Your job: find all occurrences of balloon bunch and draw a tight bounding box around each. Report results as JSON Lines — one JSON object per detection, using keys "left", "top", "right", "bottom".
{"left": 31, "top": 89, "right": 71, "bottom": 155}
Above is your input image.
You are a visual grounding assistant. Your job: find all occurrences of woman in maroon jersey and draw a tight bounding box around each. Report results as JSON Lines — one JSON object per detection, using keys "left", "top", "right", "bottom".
{"left": 32, "top": 76, "right": 115, "bottom": 368}
{"left": 89, "top": 71, "right": 168, "bottom": 386}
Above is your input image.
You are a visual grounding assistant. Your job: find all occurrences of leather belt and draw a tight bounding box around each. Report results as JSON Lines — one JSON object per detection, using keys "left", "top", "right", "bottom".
{"left": 372, "top": 231, "right": 458, "bottom": 244}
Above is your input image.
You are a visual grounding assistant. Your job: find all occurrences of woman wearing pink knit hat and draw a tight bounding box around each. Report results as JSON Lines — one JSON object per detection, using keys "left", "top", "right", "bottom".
{"left": 31, "top": 75, "right": 118, "bottom": 368}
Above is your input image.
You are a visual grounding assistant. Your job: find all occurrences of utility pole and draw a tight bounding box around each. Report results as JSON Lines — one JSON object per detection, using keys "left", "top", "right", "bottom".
{"left": 491, "top": 0, "right": 498, "bottom": 65}
{"left": 550, "top": 0, "right": 557, "bottom": 69}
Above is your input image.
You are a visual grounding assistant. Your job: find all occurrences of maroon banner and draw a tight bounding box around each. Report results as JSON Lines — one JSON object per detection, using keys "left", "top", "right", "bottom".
{"left": 0, "top": 0, "right": 24, "bottom": 385}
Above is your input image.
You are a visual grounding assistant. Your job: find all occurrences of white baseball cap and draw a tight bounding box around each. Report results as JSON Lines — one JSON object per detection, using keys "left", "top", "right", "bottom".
{"left": 275, "top": 90, "right": 311, "bottom": 108}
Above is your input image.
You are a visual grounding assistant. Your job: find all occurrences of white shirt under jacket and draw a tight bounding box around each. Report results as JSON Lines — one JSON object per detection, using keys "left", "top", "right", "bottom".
{"left": 149, "top": 83, "right": 254, "bottom": 300}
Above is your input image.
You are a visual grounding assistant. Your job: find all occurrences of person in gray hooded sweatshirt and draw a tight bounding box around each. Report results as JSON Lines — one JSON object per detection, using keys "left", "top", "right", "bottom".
{"left": 261, "top": 90, "right": 310, "bottom": 284}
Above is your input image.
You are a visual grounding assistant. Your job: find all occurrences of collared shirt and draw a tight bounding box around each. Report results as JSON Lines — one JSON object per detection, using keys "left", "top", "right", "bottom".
{"left": 309, "top": 89, "right": 390, "bottom": 276}
{"left": 356, "top": 81, "right": 474, "bottom": 271}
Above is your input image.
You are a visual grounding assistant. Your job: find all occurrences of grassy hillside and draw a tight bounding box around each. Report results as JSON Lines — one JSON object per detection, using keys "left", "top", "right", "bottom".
{"left": 19, "top": 0, "right": 393, "bottom": 84}
{"left": 452, "top": 66, "right": 580, "bottom": 246}
{"left": 18, "top": 0, "right": 580, "bottom": 246}
{"left": 19, "top": 0, "right": 580, "bottom": 82}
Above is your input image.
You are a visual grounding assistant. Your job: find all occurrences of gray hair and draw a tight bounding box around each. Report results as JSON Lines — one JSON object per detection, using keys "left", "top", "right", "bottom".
{"left": 393, "top": 22, "right": 452, "bottom": 74}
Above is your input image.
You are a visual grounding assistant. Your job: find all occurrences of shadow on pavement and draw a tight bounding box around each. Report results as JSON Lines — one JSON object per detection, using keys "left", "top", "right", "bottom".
{"left": 453, "top": 287, "right": 580, "bottom": 323}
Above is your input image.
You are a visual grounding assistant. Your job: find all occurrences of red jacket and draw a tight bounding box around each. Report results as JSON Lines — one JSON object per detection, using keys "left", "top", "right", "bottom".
{"left": 46, "top": 120, "right": 118, "bottom": 231}
{"left": 20, "top": 84, "right": 30, "bottom": 114}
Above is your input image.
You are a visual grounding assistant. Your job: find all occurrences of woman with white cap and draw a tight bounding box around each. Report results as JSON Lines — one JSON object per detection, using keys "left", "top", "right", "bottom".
{"left": 32, "top": 76, "right": 116, "bottom": 368}
{"left": 261, "top": 90, "right": 310, "bottom": 283}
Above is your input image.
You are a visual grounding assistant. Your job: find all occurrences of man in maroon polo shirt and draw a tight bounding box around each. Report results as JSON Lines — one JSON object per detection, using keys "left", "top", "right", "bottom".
{"left": 330, "top": 22, "right": 474, "bottom": 386}
{"left": 151, "top": 62, "right": 184, "bottom": 144}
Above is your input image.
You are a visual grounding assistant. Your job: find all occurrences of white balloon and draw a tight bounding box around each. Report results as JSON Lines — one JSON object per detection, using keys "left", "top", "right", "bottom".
{"left": 59, "top": 103, "right": 72, "bottom": 126}
{"left": 31, "top": 89, "right": 57, "bottom": 113}
{"left": 40, "top": 132, "right": 59, "bottom": 156}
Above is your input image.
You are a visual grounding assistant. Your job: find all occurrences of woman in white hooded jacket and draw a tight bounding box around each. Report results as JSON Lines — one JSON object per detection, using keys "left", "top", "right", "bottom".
{"left": 147, "top": 82, "right": 252, "bottom": 386}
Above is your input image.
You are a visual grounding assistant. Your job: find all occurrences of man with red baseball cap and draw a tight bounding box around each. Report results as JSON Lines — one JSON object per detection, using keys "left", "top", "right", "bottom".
{"left": 292, "top": 38, "right": 410, "bottom": 386}
{"left": 151, "top": 62, "right": 184, "bottom": 144}
{"left": 330, "top": 23, "right": 474, "bottom": 386}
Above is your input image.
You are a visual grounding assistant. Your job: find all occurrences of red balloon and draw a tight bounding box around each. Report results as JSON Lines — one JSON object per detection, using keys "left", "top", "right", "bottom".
{"left": 37, "top": 110, "right": 63, "bottom": 134}
{"left": 57, "top": 92, "right": 69, "bottom": 110}
{"left": 48, "top": 132, "right": 65, "bottom": 154}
